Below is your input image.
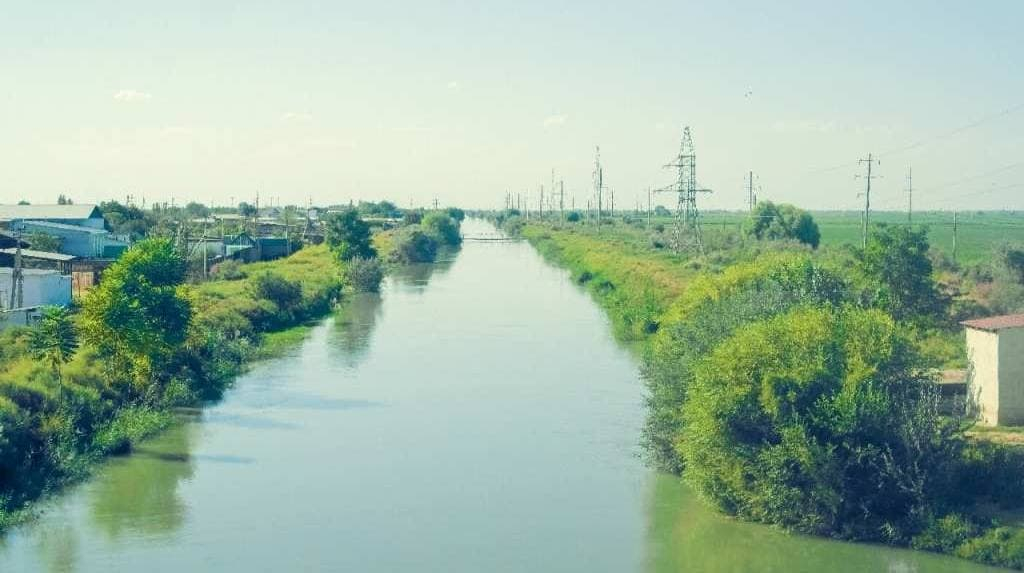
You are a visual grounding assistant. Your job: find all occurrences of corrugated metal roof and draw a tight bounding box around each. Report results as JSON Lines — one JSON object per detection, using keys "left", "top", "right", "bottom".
{"left": 17, "top": 220, "right": 107, "bottom": 234}
{"left": 0, "top": 248, "right": 77, "bottom": 261}
{"left": 0, "top": 204, "right": 102, "bottom": 221}
{"left": 962, "top": 314, "right": 1024, "bottom": 332}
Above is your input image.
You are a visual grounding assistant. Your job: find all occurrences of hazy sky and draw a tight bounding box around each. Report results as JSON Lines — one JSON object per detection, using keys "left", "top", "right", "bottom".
{"left": 2, "top": 1, "right": 1022, "bottom": 210}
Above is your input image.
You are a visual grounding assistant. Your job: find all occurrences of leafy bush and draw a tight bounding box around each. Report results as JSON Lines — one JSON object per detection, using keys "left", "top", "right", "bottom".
{"left": 445, "top": 207, "right": 466, "bottom": 222}
{"left": 422, "top": 212, "right": 462, "bottom": 246}
{"left": 643, "top": 254, "right": 848, "bottom": 472}
{"left": 745, "top": 201, "right": 820, "bottom": 248}
{"left": 213, "top": 259, "right": 246, "bottom": 280}
{"left": 250, "top": 272, "right": 304, "bottom": 328}
{"left": 389, "top": 228, "right": 438, "bottom": 263}
{"left": 911, "top": 514, "right": 977, "bottom": 553}
{"left": 566, "top": 211, "right": 581, "bottom": 222}
{"left": 343, "top": 257, "right": 384, "bottom": 292}
{"left": 681, "top": 306, "right": 955, "bottom": 541}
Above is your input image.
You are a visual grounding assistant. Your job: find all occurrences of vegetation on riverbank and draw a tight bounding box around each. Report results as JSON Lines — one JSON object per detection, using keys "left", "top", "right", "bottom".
{"left": 0, "top": 240, "right": 346, "bottom": 531}
{"left": 507, "top": 211, "right": 1024, "bottom": 569}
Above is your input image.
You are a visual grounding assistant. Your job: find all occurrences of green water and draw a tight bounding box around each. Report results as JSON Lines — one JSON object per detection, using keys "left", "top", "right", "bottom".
{"left": 0, "top": 220, "right": 1004, "bottom": 572}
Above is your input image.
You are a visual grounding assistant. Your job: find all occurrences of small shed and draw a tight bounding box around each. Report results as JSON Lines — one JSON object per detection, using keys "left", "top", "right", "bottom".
{"left": 963, "top": 313, "right": 1024, "bottom": 426}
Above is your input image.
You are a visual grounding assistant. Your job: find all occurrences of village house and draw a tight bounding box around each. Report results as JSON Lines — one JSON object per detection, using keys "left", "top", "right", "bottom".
{"left": 963, "top": 313, "right": 1024, "bottom": 426}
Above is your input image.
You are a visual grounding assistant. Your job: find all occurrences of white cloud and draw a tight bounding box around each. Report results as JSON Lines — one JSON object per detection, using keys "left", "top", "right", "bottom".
{"left": 113, "top": 89, "right": 152, "bottom": 103}
{"left": 447, "top": 80, "right": 460, "bottom": 90}
{"left": 543, "top": 114, "right": 568, "bottom": 128}
{"left": 280, "top": 111, "right": 313, "bottom": 123}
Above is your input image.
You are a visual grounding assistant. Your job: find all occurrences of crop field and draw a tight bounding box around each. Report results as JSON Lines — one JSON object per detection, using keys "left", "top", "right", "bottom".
{"left": 633, "top": 210, "right": 1024, "bottom": 266}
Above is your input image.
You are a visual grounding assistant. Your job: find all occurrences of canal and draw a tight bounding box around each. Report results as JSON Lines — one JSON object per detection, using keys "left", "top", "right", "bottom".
{"left": 0, "top": 220, "right": 1002, "bottom": 571}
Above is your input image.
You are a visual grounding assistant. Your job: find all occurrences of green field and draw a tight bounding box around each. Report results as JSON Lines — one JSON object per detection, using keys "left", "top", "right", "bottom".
{"left": 633, "top": 210, "right": 1024, "bottom": 266}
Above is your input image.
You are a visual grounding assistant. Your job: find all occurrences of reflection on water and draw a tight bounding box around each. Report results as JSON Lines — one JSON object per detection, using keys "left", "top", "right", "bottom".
{"left": 387, "top": 249, "right": 456, "bottom": 292}
{"left": 330, "top": 291, "right": 383, "bottom": 368}
{"left": 89, "top": 423, "right": 195, "bottom": 540}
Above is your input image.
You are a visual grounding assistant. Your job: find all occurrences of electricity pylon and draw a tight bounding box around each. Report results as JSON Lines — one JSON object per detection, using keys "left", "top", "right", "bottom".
{"left": 654, "top": 126, "right": 712, "bottom": 253}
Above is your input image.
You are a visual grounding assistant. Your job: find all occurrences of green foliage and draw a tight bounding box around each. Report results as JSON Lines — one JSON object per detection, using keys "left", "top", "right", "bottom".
{"left": 911, "top": 514, "right": 977, "bottom": 553}
{"left": 100, "top": 201, "right": 154, "bottom": 240}
{"left": 566, "top": 211, "right": 582, "bottom": 223}
{"left": 988, "top": 243, "right": 1024, "bottom": 314}
{"left": 402, "top": 210, "right": 423, "bottom": 226}
{"left": 681, "top": 307, "right": 954, "bottom": 541}
{"left": 26, "top": 232, "right": 61, "bottom": 252}
{"left": 422, "top": 212, "right": 462, "bottom": 246}
{"left": 212, "top": 259, "right": 246, "bottom": 280}
{"left": 644, "top": 254, "right": 849, "bottom": 472}
{"left": 389, "top": 228, "right": 438, "bottom": 263}
{"left": 445, "top": 207, "right": 466, "bottom": 222}
{"left": 251, "top": 272, "right": 304, "bottom": 328}
{"left": 28, "top": 306, "right": 78, "bottom": 384}
{"left": 325, "top": 209, "right": 376, "bottom": 261}
{"left": 80, "top": 238, "right": 191, "bottom": 381}
{"left": 343, "top": 257, "right": 384, "bottom": 292}
{"left": 745, "top": 201, "right": 821, "bottom": 248}
{"left": 856, "top": 224, "right": 948, "bottom": 324}
{"left": 956, "top": 527, "right": 1024, "bottom": 569}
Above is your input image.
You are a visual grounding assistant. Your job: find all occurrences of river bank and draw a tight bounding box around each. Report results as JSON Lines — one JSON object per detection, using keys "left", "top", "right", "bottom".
{"left": 0, "top": 243, "right": 345, "bottom": 531}
{"left": 512, "top": 218, "right": 1024, "bottom": 570}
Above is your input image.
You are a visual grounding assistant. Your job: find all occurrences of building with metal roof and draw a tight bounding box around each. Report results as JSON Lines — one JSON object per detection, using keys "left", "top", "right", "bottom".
{"left": 0, "top": 204, "right": 105, "bottom": 229}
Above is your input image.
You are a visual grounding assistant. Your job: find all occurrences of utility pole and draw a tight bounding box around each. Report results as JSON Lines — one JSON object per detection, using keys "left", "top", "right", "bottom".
{"left": 593, "top": 146, "right": 604, "bottom": 226}
{"left": 559, "top": 180, "right": 565, "bottom": 222}
{"left": 906, "top": 166, "right": 913, "bottom": 224}
{"left": 747, "top": 171, "right": 757, "bottom": 212}
{"left": 858, "top": 153, "right": 880, "bottom": 248}
{"left": 953, "top": 210, "right": 959, "bottom": 262}
{"left": 8, "top": 222, "right": 23, "bottom": 310}
{"left": 647, "top": 187, "right": 652, "bottom": 228}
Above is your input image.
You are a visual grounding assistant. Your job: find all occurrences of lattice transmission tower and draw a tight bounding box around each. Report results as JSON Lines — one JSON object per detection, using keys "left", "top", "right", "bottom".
{"left": 655, "top": 126, "right": 712, "bottom": 253}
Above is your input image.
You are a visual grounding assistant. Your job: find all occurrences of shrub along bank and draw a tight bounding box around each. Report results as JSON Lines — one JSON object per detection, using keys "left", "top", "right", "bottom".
{"left": 514, "top": 218, "right": 1024, "bottom": 569}
{"left": 0, "top": 241, "right": 345, "bottom": 531}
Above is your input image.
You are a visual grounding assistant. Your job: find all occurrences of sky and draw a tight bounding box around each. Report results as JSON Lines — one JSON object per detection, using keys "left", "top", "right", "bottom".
{"left": 1, "top": 1, "right": 1023, "bottom": 211}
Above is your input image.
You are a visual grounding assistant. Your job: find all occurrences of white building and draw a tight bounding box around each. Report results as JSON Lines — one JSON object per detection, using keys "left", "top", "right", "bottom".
{"left": 0, "top": 268, "right": 72, "bottom": 310}
{"left": 963, "top": 314, "right": 1024, "bottom": 426}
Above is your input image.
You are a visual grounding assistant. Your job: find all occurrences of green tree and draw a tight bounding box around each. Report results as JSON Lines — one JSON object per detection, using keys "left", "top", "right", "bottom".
{"left": 325, "top": 210, "right": 376, "bottom": 261}
{"left": 26, "top": 232, "right": 61, "bottom": 253}
{"left": 28, "top": 306, "right": 78, "bottom": 385}
{"left": 422, "top": 212, "right": 462, "bottom": 246}
{"left": 856, "top": 224, "right": 948, "bottom": 323}
{"left": 445, "top": 207, "right": 466, "bottom": 222}
{"left": 745, "top": 201, "right": 821, "bottom": 248}
{"left": 388, "top": 228, "right": 438, "bottom": 263}
{"left": 80, "top": 238, "right": 191, "bottom": 381}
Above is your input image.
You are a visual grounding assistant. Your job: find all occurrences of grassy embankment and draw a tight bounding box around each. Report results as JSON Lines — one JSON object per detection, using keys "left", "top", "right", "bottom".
{"left": 0, "top": 244, "right": 344, "bottom": 531}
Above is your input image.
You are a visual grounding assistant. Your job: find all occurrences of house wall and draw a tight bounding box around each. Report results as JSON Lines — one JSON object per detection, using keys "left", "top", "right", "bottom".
{"left": 967, "top": 328, "right": 1001, "bottom": 425}
{"left": 19, "top": 222, "right": 104, "bottom": 258}
{"left": 0, "top": 270, "right": 72, "bottom": 310}
{"left": 998, "top": 328, "right": 1024, "bottom": 425}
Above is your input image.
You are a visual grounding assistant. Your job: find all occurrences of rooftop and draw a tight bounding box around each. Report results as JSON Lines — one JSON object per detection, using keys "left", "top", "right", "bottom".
{"left": 962, "top": 314, "right": 1024, "bottom": 332}
{"left": 0, "top": 267, "right": 63, "bottom": 276}
{"left": 16, "top": 220, "right": 108, "bottom": 234}
{"left": 0, "top": 248, "right": 77, "bottom": 262}
{"left": 0, "top": 204, "right": 101, "bottom": 221}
